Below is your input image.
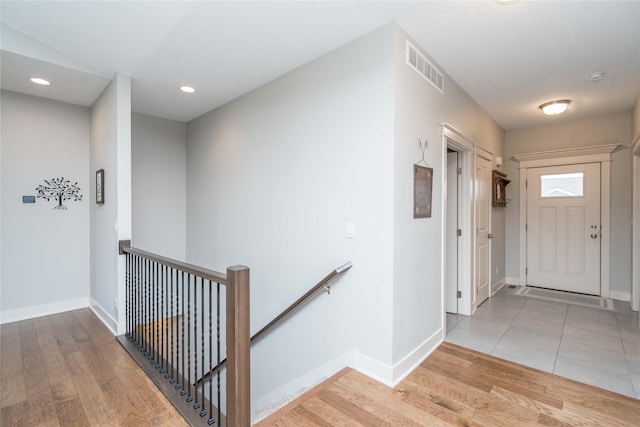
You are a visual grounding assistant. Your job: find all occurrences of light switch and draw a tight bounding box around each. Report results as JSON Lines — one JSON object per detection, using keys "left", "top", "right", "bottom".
{"left": 346, "top": 222, "right": 355, "bottom": 238}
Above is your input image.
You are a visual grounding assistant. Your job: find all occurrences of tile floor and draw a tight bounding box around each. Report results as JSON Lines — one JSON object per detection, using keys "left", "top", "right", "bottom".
{"left": 446, "top": 286, "right": 640, "bottom": 399}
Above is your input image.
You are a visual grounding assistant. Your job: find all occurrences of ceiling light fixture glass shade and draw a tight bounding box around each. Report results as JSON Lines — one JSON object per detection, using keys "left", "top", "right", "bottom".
{"left": 179, "top": 86, "right": 195, "bottom": 93}
{"left": 30, "top": 77, "right": 51, "bottom": 86}
{"left": 539, "top": 100, "right": 571, "bottom": 115}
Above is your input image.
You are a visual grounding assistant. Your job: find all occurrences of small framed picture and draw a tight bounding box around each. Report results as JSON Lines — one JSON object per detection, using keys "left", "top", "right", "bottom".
{"left": 414, "top": 164, "right": 433, "bottom": 218}
{"left": 96, "top": 169, "right": 104, "bottom": 204}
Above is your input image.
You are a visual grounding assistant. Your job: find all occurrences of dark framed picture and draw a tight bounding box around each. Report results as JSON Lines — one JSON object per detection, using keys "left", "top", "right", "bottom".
{"left": 96, "top": 169, "right": 104, "bottom": 204}
{"left": 414, "top": 164, "right": 433, "bottom": 218}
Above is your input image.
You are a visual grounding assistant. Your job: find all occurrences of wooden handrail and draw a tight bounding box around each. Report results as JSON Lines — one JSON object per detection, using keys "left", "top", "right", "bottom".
{"left": 118, "top": 240, "right": 227, "bottom": 284}
{"left": 196, "top": 261, "right": 352, "bottom": 385}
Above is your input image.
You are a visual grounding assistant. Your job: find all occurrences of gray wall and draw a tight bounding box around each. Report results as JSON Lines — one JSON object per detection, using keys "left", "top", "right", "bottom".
{"left": 0, "top": 90, "right": 90, "bottom": 320}
{"left": 132, "top": 113, "right": 186, "bottom": 260}
{"left": 90, "top": 74, "right": 131, "bottom": 332}
{"left": 504, "top": 112, "right": 633, "bottom": 295}
{"left": 391, "top": 27, "right": 505, "bottom": 361}
{"left": 186, "top": 25, "right": 396, "bottom": 409}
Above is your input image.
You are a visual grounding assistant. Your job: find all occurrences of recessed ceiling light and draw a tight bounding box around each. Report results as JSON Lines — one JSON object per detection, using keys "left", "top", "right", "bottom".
{"left": 539, "top": 100, "right": 571, "bottom": 115}
{"left": 586, "top": 72, "right": 605, "bottom": 82}
{"left": 179, "top": 86, "right": 195, "bottom": 94}
{"left": 30, "top": 77, "right": 51, "bottom": 86}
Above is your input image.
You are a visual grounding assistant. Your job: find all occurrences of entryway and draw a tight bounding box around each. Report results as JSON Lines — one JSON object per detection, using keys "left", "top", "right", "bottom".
{"left": 526, "top": 163, "right": 601, "bottom": 295}
{"left": 513, "top": 144, "right": 617, "bottom": 298}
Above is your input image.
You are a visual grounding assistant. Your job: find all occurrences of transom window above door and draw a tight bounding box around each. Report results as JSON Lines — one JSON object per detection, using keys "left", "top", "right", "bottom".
{"left": 540, "top": 172, "right": 584, "bottom": 198}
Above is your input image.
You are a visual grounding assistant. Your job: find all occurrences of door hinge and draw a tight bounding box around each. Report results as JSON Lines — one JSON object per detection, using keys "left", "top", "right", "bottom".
{"left": 457, "top": 291, "right": 462, "bottom": 298}
{"left": 457, "top": 229, "right": 462, "bottom": 237}
{"left": 525, "top": 224, "right": 527, "bottom": 231}
{"left": 525, "top": 267, "right": 528, "bottom": 274}
{"left": 457, "top": 167, "right": 462, "bottom": 175}
{"left": 525, "top": 179, "right": 528, "bottom": 188}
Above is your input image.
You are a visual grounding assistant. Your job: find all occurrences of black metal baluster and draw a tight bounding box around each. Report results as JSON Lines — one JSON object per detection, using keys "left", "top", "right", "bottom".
{"left": 155, "top": 261, "right": 160, "bottom": 366}
{"left": 158, "top": 264, "right": 163, "bottom": 370}
{"left": 199, "top": 278, "right": 206, "bottom": 417}
{"left": 175, "top": 269, "right": 182, "bottom": 389}
{"left": 180, "top": 271, "right": 186, "bottom": 396}
{"left": 144, "top": 258, "right": 149, "bottom": 355}
{"left": 208, "top": 280, "right": 214, "bottom": 425}
{"left": 170, "top": 268, "right": 176, "bottom": 384}
{"left": 151, "top": 260, "right": 155, "bottom": 359}
{"left": 134, "top": 255, "right": 139, "bottom": 346}
{"left": 124, "top": 254, "right": 131, "bottom": 338}
{"left": 149, "top": 261, "right": 155, "bottom": 361}
{"left": 162, "top": 265, "right": 168, "bottom": 375}
{"left": 217, "top": 281, "right": 221, "bottom": 426}
{"left": 142, "top": 258, "right": 146, "bottom": 352}
{"left": 186, "top": 274, "right": 192, "bottom": 403}
{"left": 144, "top": 260, "right": 151, "bottom": 357}
{"left": 137, "top": 255, "right": 142, "bottom": 347}
{"left": 193, "top": 277, "right": 200, "bottom": 410}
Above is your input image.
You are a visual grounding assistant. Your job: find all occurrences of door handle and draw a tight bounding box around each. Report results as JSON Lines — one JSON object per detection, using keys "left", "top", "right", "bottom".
{"left": 488, "top": 234, "right": 494, "bottom": 239}
{"left": 590, "top": 233, "right": 599, "bottom": 239}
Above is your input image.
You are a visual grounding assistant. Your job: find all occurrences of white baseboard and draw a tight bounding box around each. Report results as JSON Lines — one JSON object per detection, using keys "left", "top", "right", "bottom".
{"left": 251, "top": 349, "right": 357, "bottom": 424}
{"left": 89, "top": 298, "right": 123, "bottom": 336}
{"left": 609, "top": 290, "right": 630, "bottom": 302}
{"left": 492, "top": 277, "right": 507, "bottom": 296}
{"left": 506, "top": 276, "right": 520, "bottom": 286}
{"left": 356, "top": 328, "right": 442, "bottom": 387}
{"left": 0, "top": 297, "right": 89, "bottom": 324}
{"left": 355, "top": 352, "right": 394, "bottom": 387}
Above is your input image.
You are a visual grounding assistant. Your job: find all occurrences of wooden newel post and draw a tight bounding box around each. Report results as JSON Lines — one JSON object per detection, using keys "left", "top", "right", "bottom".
{"left": 226, "top": 265, "right": 251, "bottom": 426}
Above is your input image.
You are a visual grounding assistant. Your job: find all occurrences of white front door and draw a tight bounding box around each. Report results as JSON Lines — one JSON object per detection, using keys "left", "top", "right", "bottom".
{"left": 526, "top": 163, "right": 601, "bottom": 295}
{"left": 475, "top": 155, "right": 491, "bottom": 306}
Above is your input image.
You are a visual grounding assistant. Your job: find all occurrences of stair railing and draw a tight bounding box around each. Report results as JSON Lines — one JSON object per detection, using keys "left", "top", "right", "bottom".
{"left": 117, "top": 240, "right": 250, "bottom": 427}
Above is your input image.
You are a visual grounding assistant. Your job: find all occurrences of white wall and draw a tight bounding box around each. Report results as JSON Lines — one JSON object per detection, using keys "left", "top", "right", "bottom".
{"left": 132, "top": 113, "right": 186, "bottom": 260}
{"left": 90, "top": 74, "right": 131, "bottom": 333}
{"left": 505, "top": 112, "right": 633, "bottom": 295}
{"left": 391, "top": 27, "right": 505, "bottom": 362}
{"left": 186, "top": 26, "right": 396, "bottom": 411}
{"left": 0, "top": 90, "right": 90, "bottom": 322}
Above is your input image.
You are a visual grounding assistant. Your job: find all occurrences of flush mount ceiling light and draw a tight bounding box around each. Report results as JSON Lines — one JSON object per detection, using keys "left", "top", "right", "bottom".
{"left": 586, "top": 71, "right": 605, "bottom": 82}
{"left": 30, "top": 77, "right": 51, "bottom": 86}
{"left": 179, "top": 85, "right": 195, "bottom": 94}
{"left": 539, "top": 100, "right": 571, "bottom": 115}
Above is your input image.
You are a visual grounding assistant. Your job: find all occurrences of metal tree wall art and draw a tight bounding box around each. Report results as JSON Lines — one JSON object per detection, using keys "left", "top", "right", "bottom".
{"left": 35, "top": 177, "right": 83, "bottom": 210}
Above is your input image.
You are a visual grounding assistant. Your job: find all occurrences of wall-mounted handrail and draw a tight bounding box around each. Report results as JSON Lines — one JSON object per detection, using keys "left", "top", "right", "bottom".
{"left": 196, "top": 261, "right": 352, "bottom": 386}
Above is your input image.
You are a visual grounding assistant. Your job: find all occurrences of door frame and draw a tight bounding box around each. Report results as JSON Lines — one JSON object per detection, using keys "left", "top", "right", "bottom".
{"left": 513, "top": 144, "right": 618, "bottom": 297}
{"left": 632, "top": 135, "right": 640, "bottom": 312}
{"left": 441, "top": 123, "right": 493, "bottom": 321}
{"left": 446, "top": 151, "right": 461, "bottom": 314}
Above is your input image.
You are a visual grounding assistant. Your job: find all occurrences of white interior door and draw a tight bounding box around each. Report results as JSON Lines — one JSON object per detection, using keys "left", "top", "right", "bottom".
{"left": 446, "top": 152, "right": 459, "bottom": 313}
{"left": 526, "top": 163, "right": 601, "bottom": 295}
{"left": 475, "top": 155, "right": 491, "bottom": 306}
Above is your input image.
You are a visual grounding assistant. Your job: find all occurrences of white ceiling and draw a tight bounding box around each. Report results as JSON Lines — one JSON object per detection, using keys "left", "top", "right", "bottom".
{"left": 1, "top": 1, "right": 639, "bottom": 130}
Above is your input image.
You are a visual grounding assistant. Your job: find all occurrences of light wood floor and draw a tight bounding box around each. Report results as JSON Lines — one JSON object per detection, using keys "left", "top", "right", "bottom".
{"left": 257, "top": 342, "right": 640, "bottom": 427}
{"left": 0, "top": 309, "right": 188, "bottom": 427}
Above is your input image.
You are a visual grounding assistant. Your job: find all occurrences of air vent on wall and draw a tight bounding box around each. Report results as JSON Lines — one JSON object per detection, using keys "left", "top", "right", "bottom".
{"left": 406, "top": 41, "right": 444, "bottom": 94}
